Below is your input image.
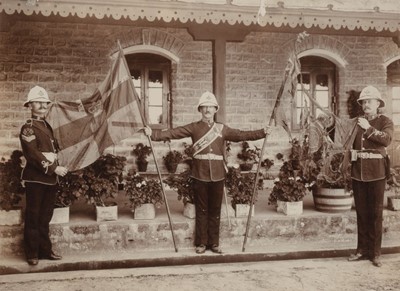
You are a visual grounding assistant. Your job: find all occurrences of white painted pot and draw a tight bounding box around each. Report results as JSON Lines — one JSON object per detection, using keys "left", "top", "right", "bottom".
{"left": 134, "top": 203, "right": 156, "bottom": 220}
{"left": 0, "top": 208, "right": 22, "bottom": 226}
{"left": 278, "top": 200, "right": 303, "bottom": 216}
{"left": 235, "top": 204, "right": 254, "bottom": 218}
{"left": 96, "top": 203, "right": 118, "bottom": 222}
{"left": 183, "top": 202, "right": 195, "bottom": 219}
{"left": 50, "top": 206, "right": 70, "bottom": 224}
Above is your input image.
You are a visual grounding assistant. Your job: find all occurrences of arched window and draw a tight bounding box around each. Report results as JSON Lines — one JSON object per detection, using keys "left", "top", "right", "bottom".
{"left": 125, "top": 53, "right": 171, "bottom": 129}
{"left": 292, "top": 56, "right": 337, "bottom": 131}
{"left": 387, "top": 59, "right": 400, "bottom": 167}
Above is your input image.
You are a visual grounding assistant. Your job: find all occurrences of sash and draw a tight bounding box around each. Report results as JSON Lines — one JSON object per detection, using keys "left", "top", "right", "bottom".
{"left": 192, "top": 123, "right": 223, "bottom": 156}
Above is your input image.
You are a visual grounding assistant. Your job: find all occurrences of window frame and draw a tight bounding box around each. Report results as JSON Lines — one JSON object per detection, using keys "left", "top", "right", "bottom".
{"left": 128, "top": 56, "right": 171, "bottom": 130}
{"left": 291, "top": 66, "right": 336, "bottom": 131}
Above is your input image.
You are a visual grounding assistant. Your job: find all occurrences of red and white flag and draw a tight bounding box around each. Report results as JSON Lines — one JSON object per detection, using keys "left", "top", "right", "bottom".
{"left": 47, "top": 47, "right": 144, "bottom": 171}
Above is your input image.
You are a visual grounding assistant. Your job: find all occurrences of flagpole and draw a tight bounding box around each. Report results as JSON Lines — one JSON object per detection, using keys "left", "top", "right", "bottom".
{"left": 117, "top": 41, "right": 178, "bottom": 252}
{"left": 241, "top": 64, "right": 291, "bottom": 252}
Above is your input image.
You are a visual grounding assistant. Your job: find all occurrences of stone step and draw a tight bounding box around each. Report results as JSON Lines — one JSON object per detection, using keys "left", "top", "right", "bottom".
{"left": 2, "top": 190, "right": 400, "bottom": 271}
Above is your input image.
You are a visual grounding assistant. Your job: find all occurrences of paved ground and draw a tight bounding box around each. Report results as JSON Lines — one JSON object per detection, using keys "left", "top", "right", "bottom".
{"left": 1, "top": 253, "right": 400, "bottom": 291}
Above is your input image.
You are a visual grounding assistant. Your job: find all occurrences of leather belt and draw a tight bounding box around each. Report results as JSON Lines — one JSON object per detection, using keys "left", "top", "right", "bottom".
{"left": 357, "top": 152, "right": 383, "bottom": 159}
{"left": 194, "top": 153, "right": 223, "bottom": 161}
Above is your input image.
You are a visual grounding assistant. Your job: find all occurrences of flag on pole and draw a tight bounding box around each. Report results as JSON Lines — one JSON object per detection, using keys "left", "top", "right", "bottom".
{"left": 46, "top": 47, "right": 144, "bottom": 171}
{"left": 287, "top": 51, "right": 301, "bottom": 98}
{"left": 273, "top": 104, "right": 292, "bottom": 140}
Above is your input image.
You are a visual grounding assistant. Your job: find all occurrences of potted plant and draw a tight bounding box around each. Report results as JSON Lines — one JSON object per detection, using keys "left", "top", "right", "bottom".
{"left": 82, "top": 154, "right": 126, "bottom": 222}
{"left": 52, "top": 170, "right": 86, "bottom": 224}
{"left": 226, "top": 166, "right": 263, "bottom": 217}
{"left": 132, "top": 143, "right": 152, "bottom": 172}
{"left": 164, "top": 170, "right": 196, "bottom": 218}
{"left": 387, "top": 167, "right": 400, "bottom": 211}
{"left": 302, "top": 138, "right": 353, "bottom": 213}
{"left": 0, "top": 150, "right": 25, "bottom": 225}
{"left": 269, "top": 163, "right": 309, "bottom": 216}
{"left": 182, "top": 142, "right": 194, "bottom": 169}
{"left": 163, "top": 143, "right": 184, "bottom": 173}
{"left": 237, "top": 141, "right": 259, "bottom": 171}
{"left": 125, "top": 171, "right": 164, "bottom": 219}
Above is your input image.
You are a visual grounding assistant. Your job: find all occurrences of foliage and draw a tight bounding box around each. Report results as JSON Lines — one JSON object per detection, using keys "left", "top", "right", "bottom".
{"left": 387, "top": 167, "right": 400, "bottom": 196}
{"left": 81, "top": 154, "right": 126, "bottom": 206}
{"left": 260, "top": 158, "right": 275, "bottom": 179}
{"left": 125, "top": 172, "right": 164, "bottom": 209}
{"left": 237, "top": 141, "right": 259, "bottom": 163}
{"left": 163, "top": 150, "right": 184, "bottom": 172}
{"left": 182, "top": 142, "right": 195, "bottom": 160}
{"left": 132, "top": 143, "right": 152, "bottom": 163}
{"left": 347, "top": 90, "right": 363, "bottom": 118}
{"left": 164, "top": 170, "right": 195, "bottom": 204}
{"left": 268, "top": 159, "right": 309, "bottom": 206}
{"left": 55, "top": 171, "right": 87, "bottom": 207}
{"left": 226, "top": 166, "right": 263, "bottom": 208}
{"left": 0, "top": 150, "right": 25, "bottom": 210}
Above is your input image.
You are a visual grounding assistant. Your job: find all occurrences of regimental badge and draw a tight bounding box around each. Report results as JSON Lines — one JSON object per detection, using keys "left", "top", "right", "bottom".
{"left": 21, "top": 127, "right": 36, "bottom": 142}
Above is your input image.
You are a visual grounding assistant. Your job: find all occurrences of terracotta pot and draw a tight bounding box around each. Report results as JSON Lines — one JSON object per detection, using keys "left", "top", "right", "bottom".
{"left": 388, "top": 196, "right": 400, "bottom": 211}
{"left": 134, "top": 203, "right": 156, "bottom": 219}
{"left": 166, "top": 162, "right": 178, "bottom": 173}
{"left": 0, "top": 207, "right": 22, "bottom": 226}
{"left": 95, "top": 203, "right": 118, "bottom": 222}
{"left": 235, "top": 204, "right": 254, "bottom": 218}
{"left": 183, "top": 202, "right": 195, "bottom": 219}
{"left": 278, "top": 200, "right": 303, "bottom": 216}
{"left": 50, "top": 206, "right": 70, "bottom": 224}
{"left": 136, "top": 160, "right": 148, "bottom": 172}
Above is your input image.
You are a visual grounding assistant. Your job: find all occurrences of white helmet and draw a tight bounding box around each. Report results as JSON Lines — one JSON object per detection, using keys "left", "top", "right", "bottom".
{"left": 24, "top": 86, "right": 51, "bottom": 107}
{"left": 197, "top": 91, "right": 219, "bottom": 112}
{"left": 357, "top": 85, "right": 385, "bottom": 108}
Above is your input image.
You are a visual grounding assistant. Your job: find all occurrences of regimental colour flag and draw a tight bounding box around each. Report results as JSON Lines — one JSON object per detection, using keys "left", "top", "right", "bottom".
{"left": 46, "top": 47, "right": 144, "bottom": 171}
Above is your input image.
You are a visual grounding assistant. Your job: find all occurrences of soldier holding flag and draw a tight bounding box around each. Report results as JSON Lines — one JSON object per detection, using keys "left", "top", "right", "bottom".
{"left": 20, "top": 86, "right": 68, "bottom": 266}
{"left": 145, "top": 91, "right": 270, "bottom": 254}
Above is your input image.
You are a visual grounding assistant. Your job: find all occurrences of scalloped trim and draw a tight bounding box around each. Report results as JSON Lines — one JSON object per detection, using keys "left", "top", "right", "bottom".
{"left": 1, "top": 1, "right": 399, "bottom": 33}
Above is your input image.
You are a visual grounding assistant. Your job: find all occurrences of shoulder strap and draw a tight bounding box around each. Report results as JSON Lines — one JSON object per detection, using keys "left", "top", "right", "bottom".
{"left": 192, "top": 123, "right": 223, "bottom": 156}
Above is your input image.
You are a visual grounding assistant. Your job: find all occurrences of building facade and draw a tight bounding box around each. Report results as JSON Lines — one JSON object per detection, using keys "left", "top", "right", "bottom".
{"left": 0, "top": 0, "right": 399, "bottom": 169}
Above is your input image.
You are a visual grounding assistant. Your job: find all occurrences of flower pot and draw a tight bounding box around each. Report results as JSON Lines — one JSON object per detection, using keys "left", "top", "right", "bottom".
{"left": 134, "top": 203, "right": 156, "bottom": 219}
{"left": 276, "top": 200, "right": 285, "bottom": 213}
{"left": 95, "top": 203, "right": 118, "bottom": 222}
{"left": 239, "top": 163, "right": 254, "bottom": 172}
{"left": 235, "top": 204, "right": 254, "bottom": 218}
{"left": 278, "top": 200, "right": 303, "bottom": 216}
{"left": 183, "top": 202, "right": 196, "bottom": 219}
{"left": 0, "top": 207, "right": 22, "bottom": 226}
{"left": 136, "top": 160, "right": 148, "bottom": 172}
{"left": 312, "top": 187, "right": 353, "bottom": 213}
{"left": 387, "top": 196, "right": 400, "bottom": 211}
{"left": 50, "top": 206, "right": 70, "bottom": 224}
{"left": 166, "top": 162, "right": 179, "bottom": 174}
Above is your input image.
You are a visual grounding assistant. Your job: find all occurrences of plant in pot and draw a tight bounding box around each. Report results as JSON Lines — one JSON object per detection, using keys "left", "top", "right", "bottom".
{"left": 226, "top": 166, "right": 263, "bottom": 217}
{"left": 268, "top": 138, "right": 310, "bottom": 216}
{"left": 0, "top": 150, "right": 25, "bottom": 225}
{"left": 132, "top": 142, "right": 152, "bottom": 172}
{"left": 125, "top": 171, "right": 164, "bottom": 219}
{"left": 304, "top": 143, "right": 353, "bottom": 213}
{"left": 386, "top": 167, "right": 400, "bottom": 211}
{"left": 237, "top": 141, "right": 259, "bottom": 171}
{"left": 163, "top": 142, "right": 184, "bottom": 174}
{"left": 82, "top": 154, "right": 126, "bottom": 222}
{"left": 164, "top": 169, "right": 196, "bottom": 218}
{"left": 52, "top": 170, "right": 87, "bottom": 224}
{"left": 182, "top": 142, "right": 195, "bottom": 169}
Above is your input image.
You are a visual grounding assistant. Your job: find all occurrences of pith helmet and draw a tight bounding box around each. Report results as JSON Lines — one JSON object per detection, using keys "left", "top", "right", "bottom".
{"left": 24, "top": 86, "right": 51, "bottom": 107}
{"left": 357, "top": 86, "right": 385, "bottom": 108}
{"left": 197, "top": 91, "right": 219, "bottom": 112}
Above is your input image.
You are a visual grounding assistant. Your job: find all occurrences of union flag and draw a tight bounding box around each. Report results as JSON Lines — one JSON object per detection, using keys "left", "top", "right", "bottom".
{"left": 46, "top": 47, "right": 144, "bottom": 171}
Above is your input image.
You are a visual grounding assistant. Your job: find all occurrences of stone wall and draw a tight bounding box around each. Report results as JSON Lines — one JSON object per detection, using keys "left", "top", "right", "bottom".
{"left": 0, "top": 19, "right": 398, "bottom": 172}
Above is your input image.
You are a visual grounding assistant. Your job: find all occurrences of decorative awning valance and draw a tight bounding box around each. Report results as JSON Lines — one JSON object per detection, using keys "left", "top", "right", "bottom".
{"left": 1, "top": 0, "right": 399, "bottom": 32}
